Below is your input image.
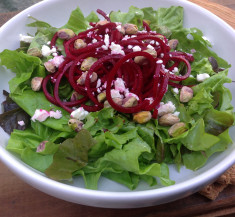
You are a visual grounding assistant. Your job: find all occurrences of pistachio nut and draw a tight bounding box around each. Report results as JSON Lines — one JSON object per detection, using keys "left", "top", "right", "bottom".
{"left": 68, "top": 119, "right": 84, "bottom": 132}
{"left": 44, "top": 61, "right": 56, "bottom": 73}
{"left": 96, "top": 20, "right": 109, "bottom": 26}
{"left": 31, "top": 77, "right": 43, "bottom": 91}
{"left": 168, "top": 39, "right": 179, "bottom": 50}
{"left": 27, "top": 47, "right": 42, "bottom": 57}
{"left": 74, "top": 39, "right": 87, "bottom": 50}
{"left": 104, "top": 98, "right": 123, "bottom": 107}
{"left": 97, "top": 92, "right": 106, "bottom": 103}
{"left": 77, "top": 71, "right": 98, "bottom": 85}
{"left": 124, "top": 23, "right": 138, "bottom": 35}
{"left": 81, "top": 57, "right": 97, "bottom": 71}
{"left": 168, "top": 122, "right": 187, "bottom": 137}
{"left": 70, "top": 91, "right": 80, "bottom": 102}
{"left": 133, "top": 111, "right": 152, "bottom": 124}
{"left": 158, "top": 113, "right": 180, "bottom": 126}
{"left": 57, "top": 29, "right": 75, "bottom": 40}
{"left": 180, "top": 86, "right": 193, "bottom": 103}
{"left": 134, "top": 48, "right": 157, "bottom": 65}
{"left": 122, "top": 96, "right": 138, "bottom": 108}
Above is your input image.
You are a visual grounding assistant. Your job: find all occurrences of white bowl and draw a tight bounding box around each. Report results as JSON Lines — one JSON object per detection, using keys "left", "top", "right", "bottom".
{"left": 0, "top": 0, "right": 235, "bottom": 208}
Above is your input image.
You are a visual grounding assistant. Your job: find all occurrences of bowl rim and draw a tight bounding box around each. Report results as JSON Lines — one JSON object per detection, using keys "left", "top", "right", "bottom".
{"left": 0, "top": 0, "right": 235, "bottom": 207}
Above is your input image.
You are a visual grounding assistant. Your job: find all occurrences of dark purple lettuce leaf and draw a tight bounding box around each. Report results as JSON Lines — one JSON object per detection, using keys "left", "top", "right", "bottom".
{"left": 0, "top": 91, "right": 30, "bottom": 134}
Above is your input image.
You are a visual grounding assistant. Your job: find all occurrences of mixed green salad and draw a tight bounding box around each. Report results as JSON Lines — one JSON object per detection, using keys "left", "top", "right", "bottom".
{"left": 0, "top": 6, "right": 234, "bottom": 190}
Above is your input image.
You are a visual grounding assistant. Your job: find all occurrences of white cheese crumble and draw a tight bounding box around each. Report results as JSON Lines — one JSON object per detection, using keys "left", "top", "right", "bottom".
{"left": 70, "top": 107, "right": 89, "bottom": 120}
{"left": 172, "top": 88, "right": 179, "bottom": 94}
{"left": 111, "top": 89, "right": 123, "bottom": 98}
{"left": 49, "top": 110, "right": 62, "bottom": 119}
{"left": 114, "top": 78, "right": 126, "bottom": 92}
{"left": 104, "top": 34, "right": 110, "bottom": 47}
{"left": 18, "top": 120, "right": 25, "bottom": 126}
{"left": 147, "top": 44, "right": 155, "bottom": 50}
{"left": 116, "top": 25, "right": 122, "bottom": 31}
{"left": 156, "top": 60, "right": 163, "bottom": 64}
{"left": 110, "top": 42, "right": 125, "bottom": 55}
{"left": 49, "top": 55, "right": 64, "bottom": 67}
{"left": 101, "top": 45, "right": 108, "bottom": 50}
{"left": 125, "top": 92, "right": 139, "bottom": 100}
{"left": 96, "top": 79, "right": 101, "bottom": 88}
{"left": 128, "top": 45, "right": 133, "bottom": 49}
{"left": 196, "top": 73, "right": 210, "bottom": 82}
{"left": 172, "top": 67, "right": 179, "bottom": 73}
{"left": 173, "top": 111, "right": 180, "bottom": 117}
{"left": 41, "top": 45, "right": 56, "bottom": 57}
{"left": 122, "top": 35, "right": 130, "bottom": 41}
{"left": 92, "top": 38, "right": 98, "bottom": 43}
{"left": 158, "top": 101, "right": 176, "bottom": 116}
{"left": 31, "top": 109, "right": 50, "bottom": 122}
{"left": 19, "top": 34, "right": 34, "bottom": 43}
{"left": 145, "top": 97, "right": 154, "bottom": 104}
{"left": 31, "top": 109, "right": 62, "bottom": 122}
{"left": 132, "top": 46, "right": 141, "bottom": 52}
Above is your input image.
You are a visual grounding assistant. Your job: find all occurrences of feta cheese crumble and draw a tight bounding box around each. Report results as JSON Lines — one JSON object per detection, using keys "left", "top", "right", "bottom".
{"left": 172, "top": 67, "right": 179, "bottom": 73}
{"left": 104, "top": 34, "right": 110, "bottom": 47}
{"left": 18, "top": 120, "right": 25, "bottom": 126}
{"left": 19, "top": 34, "right": 34, "bottom": 43}
{"left": 196, "top": 73, "right": 210, "bottom": 82}
{"left": 96, "top": 79, "right": 101, "bottom": 88}
{"left": 92, "top": 38, "right": 98, "bottom": 43}
{"left": 114, "top": 78, "right": 126, "bottom": 92}
{"left": 158, "top": 101, "right": 176, "bottom": 116}
{"left": 111, "top": 89, "right": 123, "bottom": 98}
{"left": 173, "top": 111, "right": 180, "bottom": 117}
{"left": 125, "top": 92, "right": 139, "bottom": 100}
{"left": 147, "top": 44, "right": 155, "bottom": 50}
{"left": 49, "top": 110, "right": 62, "bottom": 119}
{"left": 116, "top": 25, "right": 122, "bottom": 31}
{"left": 172, "top": 88, "right": 179, "bottom": 94}
{"left": 49, "top": 55, "right": 64, "bottom": 67}
{"left": 110, "top": 42, "right": 125, "bottom": 55}
{"left": 41, "top": 45, "right": 56, "bottom": 57}
{"left": 31, "top": 109, "right": 50, "bottom": 122}
{"left": 156, "top": 60, "right": 163, "bottom": 64}
{"left": 132, "top": 46, "right": 141, "bottom": 52}
{"left": 31, "top": 109, "right": 63, "bottom": 122}
{"left": 70, "top": 107, "right": 89, "bottom": 120}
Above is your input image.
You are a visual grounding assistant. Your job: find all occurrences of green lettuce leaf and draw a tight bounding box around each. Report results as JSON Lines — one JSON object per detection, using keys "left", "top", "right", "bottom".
{"left": 0, "top": 50, "right": 45, "bottom": 95}
{"left": 45, "top": 129, "right": 95, "bottom": 181}
{"left": 183, "top": 128, "right": 232, "bottom": 170}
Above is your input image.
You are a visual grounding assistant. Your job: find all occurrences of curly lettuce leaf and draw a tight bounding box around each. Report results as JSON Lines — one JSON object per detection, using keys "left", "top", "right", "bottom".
{"left": 183, "top": 128, "right": 232, "bottom": 170}
{"left": 0, "top": 50, "right": 45, "bottom": 95}
{"left": 10, "top": 90, "right": 72, "bottom": 132}
{"left": 171, "top": 28, "right": 231, "bottom": 68}
{"left": 110, "top": 6, "right": 183, "bottom": 35}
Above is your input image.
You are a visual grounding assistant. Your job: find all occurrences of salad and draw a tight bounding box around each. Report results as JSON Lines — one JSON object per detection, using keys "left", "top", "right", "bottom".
{"left": 0, "top": 6, "right": 234, "bottom": 190}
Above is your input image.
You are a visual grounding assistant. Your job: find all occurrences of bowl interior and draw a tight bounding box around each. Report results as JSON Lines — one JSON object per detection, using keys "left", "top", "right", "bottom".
{"left": 0, "top": 0, "right": 235, "bottom": 208}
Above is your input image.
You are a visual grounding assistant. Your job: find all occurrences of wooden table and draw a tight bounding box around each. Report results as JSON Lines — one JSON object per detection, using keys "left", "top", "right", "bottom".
{"left": 1, "top": 0, "right": 235, "bottom": 216}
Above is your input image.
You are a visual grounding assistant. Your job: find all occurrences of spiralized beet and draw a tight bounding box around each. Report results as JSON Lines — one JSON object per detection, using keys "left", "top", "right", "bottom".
{"left": 42, "top": 10, "right": 193, "bottom": 117}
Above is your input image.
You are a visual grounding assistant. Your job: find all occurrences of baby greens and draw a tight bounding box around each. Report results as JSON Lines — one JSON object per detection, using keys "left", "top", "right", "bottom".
{"left": 0, "top": 5, "right": 234, "bottom": 190}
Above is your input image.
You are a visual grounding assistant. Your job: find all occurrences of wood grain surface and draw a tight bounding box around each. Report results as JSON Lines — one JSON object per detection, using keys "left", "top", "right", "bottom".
{"left": 0, "top": 1, "right": 235, "bottom": 217}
